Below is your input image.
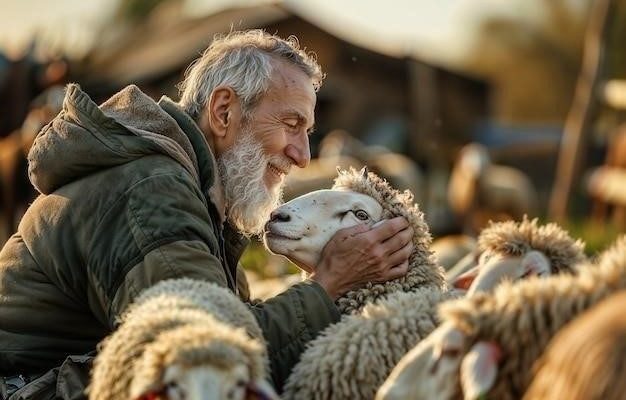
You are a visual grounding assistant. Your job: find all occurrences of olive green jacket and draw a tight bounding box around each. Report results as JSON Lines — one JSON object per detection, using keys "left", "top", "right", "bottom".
{"left": 0, "top": 84, "right": 339, "bottom": 397}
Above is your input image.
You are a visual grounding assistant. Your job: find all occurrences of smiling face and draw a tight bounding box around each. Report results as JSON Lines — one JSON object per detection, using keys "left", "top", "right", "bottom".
{"left": 262, "top": 189, "right": 384, "bottom": 272}
{"left": 216, "top": 59, "right": 317, "bottom": 236}
{"left": 246, "top": 58, "right": 316, "bottom": 190}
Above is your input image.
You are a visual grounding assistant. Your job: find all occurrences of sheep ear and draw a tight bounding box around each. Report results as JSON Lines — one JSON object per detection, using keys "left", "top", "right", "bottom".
{"left": 453, "top": 265, "right": 480, "bottom": 290}
{"left": 460, "top": 341, "right": 502, "bottom": 400}
{"left": 521, "top": 250, "right": 551, "bottom": 277}
{"left": 360, "top": 166, "right": 368, "bottom": 178}
{"left": 247, "top": 378, "right": 280, "bottom": 400}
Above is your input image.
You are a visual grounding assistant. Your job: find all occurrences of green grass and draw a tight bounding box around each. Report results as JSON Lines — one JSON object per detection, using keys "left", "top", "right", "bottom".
{"left": 239, "top": 239, "right": 301, "bottom": 279}
{"left": 563, "top": 219, "right": 622, "bottom": 257}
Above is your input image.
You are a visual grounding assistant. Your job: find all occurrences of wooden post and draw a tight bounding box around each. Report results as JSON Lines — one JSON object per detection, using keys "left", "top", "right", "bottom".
{"left": 548, "top": 0, "right": 614, "bottom": 221}
{"left": 408, "top": 59, "right": 439, "bottom": 164}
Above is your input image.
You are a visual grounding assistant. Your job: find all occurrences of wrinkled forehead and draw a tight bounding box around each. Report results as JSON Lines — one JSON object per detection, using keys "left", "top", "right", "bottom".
{"left": 286, "top": 189, "right": 383, "bottom": 215}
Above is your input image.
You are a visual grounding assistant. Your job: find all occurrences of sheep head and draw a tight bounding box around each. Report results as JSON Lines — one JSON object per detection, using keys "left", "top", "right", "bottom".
{"left": 376, "top": 322, "right": 503, "bottom": 400}
{"left": 376, "top": 322, "right": 468, "bottom": 400}
{"left": 266, "top": 167, "right": 442, "bottom": 313}
{"left": 451, "top": 217, "right": 585, "bottom": 294}
{"left": 129, "top": 322, "right": 277, "bottom": 400}
{"left": 454, "top": 250, "right": 551, "bottom": 295}
{"left": 475, "top": 217, "right": 585, "bottom": 275}
{"left": 263, "top": 188, "right": 383, "bottom": 272}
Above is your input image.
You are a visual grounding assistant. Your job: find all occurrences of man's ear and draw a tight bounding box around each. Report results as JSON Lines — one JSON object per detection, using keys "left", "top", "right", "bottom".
{"left": 207, "top": 86, "right": 237, "bottom": 138}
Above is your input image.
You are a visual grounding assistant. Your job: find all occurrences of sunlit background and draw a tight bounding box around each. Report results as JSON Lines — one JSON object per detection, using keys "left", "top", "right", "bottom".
{"left": 1, "top": 0, "right": 624, "bottom": 292}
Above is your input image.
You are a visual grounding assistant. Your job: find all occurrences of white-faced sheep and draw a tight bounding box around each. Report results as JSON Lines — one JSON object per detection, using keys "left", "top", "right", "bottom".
{"left": 377, "top": 235, "right": 626, "bottom": 400}
{"left": 266, "top": 168, "right": 582, "bottom": 400}
{"left": 280, "top": 217, "right": 585, "bottom": 400}
{"left": 451, "top": 217, "right": 586, "bottom": 294}
{"left": 264, "top": 167, "right": 445, "bottom": 315}
{"left": 89, "top": 279, "right": 278, "bottom": 400}
{"left": 524, "top": 290, "right": 626, "bottom": 400}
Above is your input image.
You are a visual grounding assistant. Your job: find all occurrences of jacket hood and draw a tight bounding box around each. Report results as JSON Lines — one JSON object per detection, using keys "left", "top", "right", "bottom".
{"left": 28, "top": 84, "right": 202, "bottom": 194}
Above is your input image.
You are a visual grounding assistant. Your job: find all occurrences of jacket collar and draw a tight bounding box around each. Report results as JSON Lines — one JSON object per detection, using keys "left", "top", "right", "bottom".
{"left": 158, "top": 97, "right": 226, "bottom": 224}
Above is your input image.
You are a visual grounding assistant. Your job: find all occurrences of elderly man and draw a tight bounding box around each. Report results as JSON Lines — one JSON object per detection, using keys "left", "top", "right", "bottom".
{"left": 0, "top": 30, "right": 413, "bottom": 398}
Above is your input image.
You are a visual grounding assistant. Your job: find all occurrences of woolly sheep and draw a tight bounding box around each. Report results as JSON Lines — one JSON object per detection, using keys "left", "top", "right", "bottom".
{"left": 282, "top": 287, "right": 458, "bottom": 400}
{"left": 264, "top": 167, "right": 445, "bottom": 315}
{"left": 89, "top": 279, "right": 277, "bottom": 400}
{"left": 377, "top": 235, "right": 626, "bottom": 400}
{"left": 269, "top": 170, "right": 581, "bottom": 399}
{"left": 281, "top": 218, "right": 583, "bottom": 400}
{"left": 451, "top": 217, "right": 586, "bottom": 294}
{"left": 524, "top": 290, "right": 626, "bottom": 400}
{"left": 447, "top": 143, "right": 538, "bottom": 235}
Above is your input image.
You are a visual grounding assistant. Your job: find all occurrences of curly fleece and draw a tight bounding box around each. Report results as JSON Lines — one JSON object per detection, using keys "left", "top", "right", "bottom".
{"left": 89, "top": 279, "right": 268, "bottom": 400}
{"left": 478, "top": 216, "right": 586, "bottom": 274}
{"left": 524, "top": 290, "right": 626, "bottom": 400}
{"left": 438, "top": 235, "right": 626, "bottom": 400}
{"left": 283, "top": 287, "right": 459, "bottom": 400}
{"left": 332, "top": 168, "right": 445, "bottom": 314}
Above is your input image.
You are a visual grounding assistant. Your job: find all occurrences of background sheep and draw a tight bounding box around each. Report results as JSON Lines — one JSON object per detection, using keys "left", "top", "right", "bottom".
{"left": 89, "top": 279, "right": 277, "bottom": 400}
{"left": 283, "top": 130, "right": 426, "bottom": 213}
{"left": 450, "top": 217, "right": 586, "bottom": 293}
{"left": 447, "top": 143, "right": 538, "bottom": 235}
{"left": 264, "top": 167, "right": 445, "bottom": 315}
{"left": 524, "top": 290, "right": 626, "bottom": 400}
{"left": 377, "top": 235, "right": 626, "bottom": 400}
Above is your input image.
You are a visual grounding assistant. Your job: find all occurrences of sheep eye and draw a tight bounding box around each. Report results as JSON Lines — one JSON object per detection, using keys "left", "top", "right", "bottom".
{"left": 353, "top": 209, "right": 369, "bottom": 220}
{"left": 166, "top": 382, "right": 184, "bottom": 399}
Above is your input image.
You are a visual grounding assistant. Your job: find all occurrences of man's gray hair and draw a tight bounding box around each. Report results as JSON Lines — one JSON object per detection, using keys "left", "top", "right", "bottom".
{"left": 178, "top": 30, "right": 324, "bottom": 121}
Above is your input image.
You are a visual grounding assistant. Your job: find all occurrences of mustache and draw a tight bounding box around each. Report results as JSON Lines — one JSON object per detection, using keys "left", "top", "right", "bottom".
{"left": 268, "top": 155, "right": 293, "bottom": 174}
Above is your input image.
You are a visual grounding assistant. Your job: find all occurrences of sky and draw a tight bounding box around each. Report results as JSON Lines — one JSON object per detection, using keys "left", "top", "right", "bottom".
{"left": 0, "top": 0, "right": 477, "bottom": 63}
{"left": 0, "top": 0, "right": 116, "bottom": 58}
{"left": 0, "top": 0, "right": 583, "bottom": 67}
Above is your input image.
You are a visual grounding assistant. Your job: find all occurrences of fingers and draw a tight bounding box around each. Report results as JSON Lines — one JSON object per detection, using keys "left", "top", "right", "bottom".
{"left": 386, "top": 239, "right": 413, "bottom": 269}
{"left": 381, "top": 226, "right": 413, "bottom": 256}
{"left": 388, "top": 261, "right": 410, "bottom": 280}
{"left": 331, "top": 222, "right": 371, "bottom": 242}
{"left": 367, "top": 217, "right": 410, "bottom": 241}
{"left": 370, "top": 240, "right": 412, "bottom": 283}
{"left": 376, "top": 260, "right": 409, "bottom": 282}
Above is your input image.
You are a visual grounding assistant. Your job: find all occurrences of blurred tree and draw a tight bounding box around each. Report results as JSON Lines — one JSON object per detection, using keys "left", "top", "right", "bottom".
{"left": 549, "top": 0, "right": 623, "bottom": 221}
{"left": 115, "top": 0, "right": 173, "bottom": 22}
{"left": 461, "top": 0, "right": 594, "bottom": 123}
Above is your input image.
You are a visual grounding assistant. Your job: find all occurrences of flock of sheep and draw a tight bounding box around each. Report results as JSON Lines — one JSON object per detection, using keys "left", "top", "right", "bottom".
{"left": 89, "top": 167, "right": 626, "bottom": 400}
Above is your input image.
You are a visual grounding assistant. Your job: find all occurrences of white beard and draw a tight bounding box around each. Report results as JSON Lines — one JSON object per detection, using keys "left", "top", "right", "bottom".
{"left": 217, "top": 131, "right": 288, "bottom": 237}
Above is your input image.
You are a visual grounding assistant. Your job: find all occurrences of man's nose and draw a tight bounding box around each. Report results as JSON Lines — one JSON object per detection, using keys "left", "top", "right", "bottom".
{"left": 285, "top": 134, "right": 310, "bottom": 168}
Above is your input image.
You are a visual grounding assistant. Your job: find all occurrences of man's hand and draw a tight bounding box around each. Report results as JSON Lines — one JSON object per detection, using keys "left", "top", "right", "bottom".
{"left": 310, "top": 216, "right": 414, "bottom": 300}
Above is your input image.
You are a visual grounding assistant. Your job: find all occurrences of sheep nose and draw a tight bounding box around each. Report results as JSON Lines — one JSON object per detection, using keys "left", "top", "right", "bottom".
{"left": 269, "top": 210, "right": 291, "bottom": 223}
